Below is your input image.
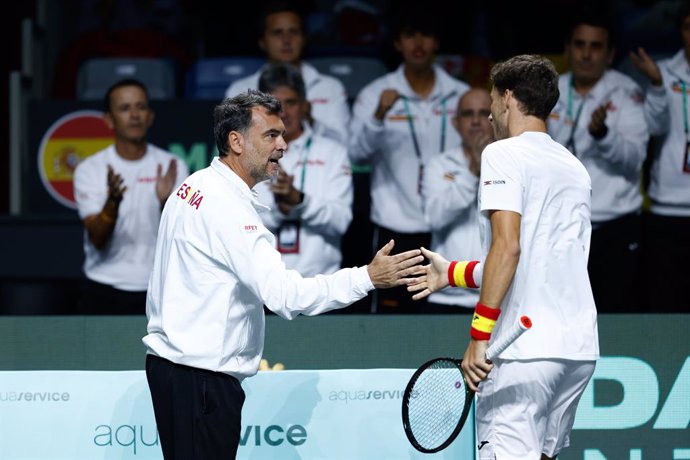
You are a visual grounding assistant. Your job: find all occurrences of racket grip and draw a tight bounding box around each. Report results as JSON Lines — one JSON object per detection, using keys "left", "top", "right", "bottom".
{"left": 485, "top": 315, "right": 532, "bottom": 360}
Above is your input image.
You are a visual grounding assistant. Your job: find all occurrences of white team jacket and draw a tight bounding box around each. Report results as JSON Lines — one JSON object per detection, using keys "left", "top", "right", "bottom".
{"left": 143, "top": 158, "right": 373, "bottom": 381}
{"left": 644, "top": 50, "right": 690, "bottom": 216}
{"left": 548, "top": 69, "right": 649, "bottom": 222}
{"left": 225, "top": 62, "right": 351, "bottom": 145}
{"left": 421, "top": 147, "right": 481, "bottom": 308}
{"left": 255, "top": 126, "right": 353, "bottom": 276}
{"left": 349, "top": 64, "right": 469, "bottom": 233}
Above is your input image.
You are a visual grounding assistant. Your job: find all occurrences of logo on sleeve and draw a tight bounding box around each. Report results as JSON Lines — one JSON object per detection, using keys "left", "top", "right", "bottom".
{"left": 242, "top": 224, "right": 259, "bottom": 233}
{"left": 175, "top": 183, "right": 204, "bottom": 210}
{"left": 483, "top": 179, "right": 505, "bottom": 186}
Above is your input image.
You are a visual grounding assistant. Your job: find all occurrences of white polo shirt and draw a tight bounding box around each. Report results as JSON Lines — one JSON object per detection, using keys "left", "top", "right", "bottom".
{"left": 143, "top": 158, "right": 373, "bottom": 381}
{"left": 478, "top": 132, "right": 599, "bottom": 361}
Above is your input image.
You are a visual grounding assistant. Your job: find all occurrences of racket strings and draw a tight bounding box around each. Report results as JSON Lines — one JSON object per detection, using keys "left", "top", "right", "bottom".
{"left": 406, "top": 361, "right": 468, "bottom": 450}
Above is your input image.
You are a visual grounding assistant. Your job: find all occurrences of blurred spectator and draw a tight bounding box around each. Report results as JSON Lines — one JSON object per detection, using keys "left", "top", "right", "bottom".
{"left": 422, "top": 88, "right": 493, "bottom": 312}
{"left": 629, "top": 0, "right": 690, "bottom": 312}
{"left": 348, "top": 2, "right": 470, "bottom": 313}
{"left": 547, "top": 7, "right": 649, "bottom": 313}
{"left": 224, "top": 1, "right": 351, "bottom": 145}
{"left": 72, "top": 79, "right": 188, "bottom": 314}
{"left": 256, "top": 62, "right": 353, "bottom": 276}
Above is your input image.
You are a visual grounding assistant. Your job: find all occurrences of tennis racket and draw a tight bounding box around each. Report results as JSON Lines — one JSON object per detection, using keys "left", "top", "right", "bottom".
{"left": 401, "top": 315, "right": 532, "bottom": 453}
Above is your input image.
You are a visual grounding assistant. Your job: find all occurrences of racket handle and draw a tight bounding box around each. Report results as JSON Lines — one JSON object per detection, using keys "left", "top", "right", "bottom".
{"left": 485, "top": 315, "right": 532, "bottom": 360}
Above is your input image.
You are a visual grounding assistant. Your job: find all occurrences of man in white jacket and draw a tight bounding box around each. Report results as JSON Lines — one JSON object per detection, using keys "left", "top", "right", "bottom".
{"left": 224, "top": 1, "right": 350, "bottom": 144}
{"left": 143, "top": 89, "right": 423, "bottom": 459}
{"left": 547, "top": 8, "right": 649, "bottom": 312}
{"left": 348, "top": 5, "right": 469, "bottom": 313}
{"left": 422, "top": 88, "right": 493, "bottom": 311}
{"left": 629, "top": 0, "right": 690, "bottom": 312}
{"left": 256, "top": 62, "right": 353, "bottom": 277}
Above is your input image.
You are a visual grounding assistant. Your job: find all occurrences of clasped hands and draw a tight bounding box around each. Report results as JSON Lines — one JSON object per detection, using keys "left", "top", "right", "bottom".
{"left": 271, "top": 165, "right": 304, "bottom": 215}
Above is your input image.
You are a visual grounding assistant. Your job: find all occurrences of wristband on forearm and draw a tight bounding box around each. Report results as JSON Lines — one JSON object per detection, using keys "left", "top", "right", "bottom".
{"left": 470, "top": 302, "right": 501, "bottom": 340}
{"left": 447, "top": 260, "right": 480, "bottom": 288}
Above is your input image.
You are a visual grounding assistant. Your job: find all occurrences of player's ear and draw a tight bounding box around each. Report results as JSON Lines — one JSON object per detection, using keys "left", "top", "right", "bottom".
{"left": 228, "top": 131, "right": 244, "bottom": 155}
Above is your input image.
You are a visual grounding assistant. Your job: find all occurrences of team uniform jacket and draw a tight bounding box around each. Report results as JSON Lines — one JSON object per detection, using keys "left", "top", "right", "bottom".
{"left": 645, "top": 50, "right": 690, "bottom": 216}
{"left": 255, "top": 125, "right": 353, "bottom": 276}
{"left": 73, "top": 144, "right": 188, "bottom": 291}
{"left": 548, "top": 69, "right": 649, "bottom": 222}
{"left": 143, "top": 158, "right": 373, "bottom": 381}
{"left": 348, "top": 64, "right": 469, "bottom": 233}
{"left": 478, "top": 132, "right": 599, "bottom": 361}
{"left": 421, "top": 147, "right": 481, "bottom": 308}
{"left": 225, "top": 62, "right": 351, "bottom": 145}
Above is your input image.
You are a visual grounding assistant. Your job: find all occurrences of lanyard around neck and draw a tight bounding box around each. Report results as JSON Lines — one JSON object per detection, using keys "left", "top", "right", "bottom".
{"left": 402, "top": 96, "right": 447, "bottom": 159}
{"left": 297, "top": 136, "right": 312, "bottom": 191}
{"left": 682, "top": 81, "right": 688, "bottom": 138}
{"left": 566, "top": 78, "right": 586, "bottom": 155}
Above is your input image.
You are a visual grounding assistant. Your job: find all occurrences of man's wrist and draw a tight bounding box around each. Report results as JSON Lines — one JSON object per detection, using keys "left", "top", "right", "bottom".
{"left": 470, "top": 302, "right": 501, "bottom": 340}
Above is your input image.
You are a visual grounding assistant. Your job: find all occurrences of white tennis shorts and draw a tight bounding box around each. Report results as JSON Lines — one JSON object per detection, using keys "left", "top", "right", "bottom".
{"left": 475, "top": 358, "right": 596, "bottom": 460}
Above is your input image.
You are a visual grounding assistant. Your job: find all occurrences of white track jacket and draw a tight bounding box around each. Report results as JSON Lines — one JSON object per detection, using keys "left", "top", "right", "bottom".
{"left": 143, "top": 158, "right": 373, "bottom": 381}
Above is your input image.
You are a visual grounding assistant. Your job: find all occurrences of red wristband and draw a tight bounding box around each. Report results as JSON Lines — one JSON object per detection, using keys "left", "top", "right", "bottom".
{"left": 470, "top": 302, "right": 501, "bottom": 340}
{"left": 448, "top": 261, "right": 458, "bottom": 287}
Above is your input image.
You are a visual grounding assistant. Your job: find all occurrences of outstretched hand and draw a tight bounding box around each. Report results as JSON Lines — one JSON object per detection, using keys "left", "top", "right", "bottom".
{"left": 367, "top": 239, "right": 425, "bottom": 289}
{"left": 406, "top": 247, "right": 451, "bottom": 301}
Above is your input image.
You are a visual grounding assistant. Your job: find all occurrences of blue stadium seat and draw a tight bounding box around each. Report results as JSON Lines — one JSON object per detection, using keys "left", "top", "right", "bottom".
{"left": 184, "top": 56, "right": 266, "bottom": 100}
{"left": 76, "top": 57, "right": 177, "bottom": 100}
{"left": 307, "top": 56, "right": 388, "bottom": 102}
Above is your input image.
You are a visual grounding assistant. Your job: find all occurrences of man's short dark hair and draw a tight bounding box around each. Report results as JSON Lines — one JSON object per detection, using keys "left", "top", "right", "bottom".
{"left": 213, "top": 89, "right": 282, "bottom": 157}
{"left": 564, "top": 4, "right": 617, "bottom": 49}
{"left": 104, "top": 78, "right": 149, "bottom": 112}
{"left": 258, "top": 62, "right": 306, "bottom": 100}
{"left": 490, "top": 54, "right": 560, "bottom": 121}
{"left": 391, "top": 1, "right": 439, "bottom": 39}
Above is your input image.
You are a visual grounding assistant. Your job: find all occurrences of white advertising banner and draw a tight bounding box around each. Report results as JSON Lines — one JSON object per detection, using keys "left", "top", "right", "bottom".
{"left": 0, "top": 369, "right": 475, "bottom": 459}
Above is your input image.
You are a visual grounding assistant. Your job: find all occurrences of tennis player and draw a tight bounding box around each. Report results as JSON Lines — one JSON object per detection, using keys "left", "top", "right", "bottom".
{"left": 143, "top": 89, "right": 424, "bottom": 459}
{"left": 408, "top": 54, "right": 599, "bottom": 459}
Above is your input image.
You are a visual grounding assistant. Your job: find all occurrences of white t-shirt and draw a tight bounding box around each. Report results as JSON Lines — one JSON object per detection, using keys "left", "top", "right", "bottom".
{"left": 478, "top": 132, "right": 599, "bottom": 360}
{"left": 73, "top": 144, "right": 189, "bottom": 291}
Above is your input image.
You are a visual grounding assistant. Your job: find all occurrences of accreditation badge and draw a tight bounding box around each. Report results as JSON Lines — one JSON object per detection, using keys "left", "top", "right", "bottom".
{"left": 277, "top": 220, "right": 300, "bottom": 254}
{"left": 684, "top": 142, "right": 690, "bottom": 174}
